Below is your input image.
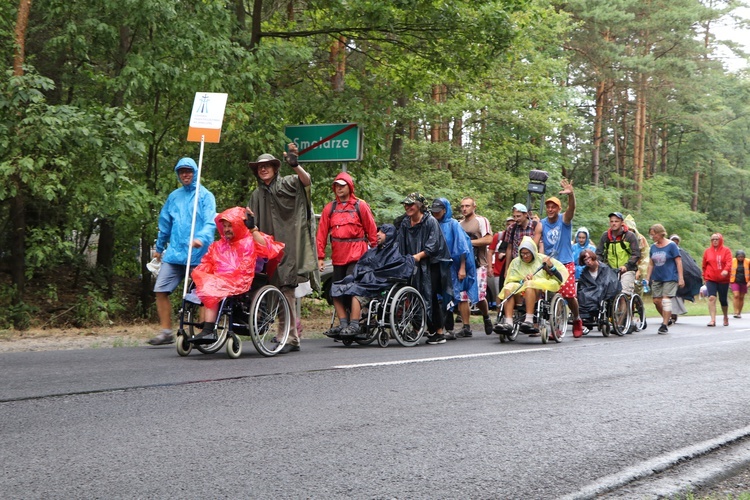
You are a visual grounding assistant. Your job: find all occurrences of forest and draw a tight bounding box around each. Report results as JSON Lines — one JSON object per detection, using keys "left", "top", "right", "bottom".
{"left": 2, "top": 0, "right": 749, "bottom": 329}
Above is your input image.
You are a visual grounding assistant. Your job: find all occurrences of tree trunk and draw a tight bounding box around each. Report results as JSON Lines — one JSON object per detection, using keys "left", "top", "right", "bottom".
{"left": 330, "top": 36, "right": 346, "bottom": 92}
{"left": 389, "top": 96, "right": 407, "bottom": 167}
{"left": 660, "top": 127, "right": 668, "bottom": 173}
{"left": 96, "top": 218, "right": 116, "bottom": 295}
{"left": 592, "top": 79, "right": 606, "bottom": 187}
{"left": 633, "top": 73, "right": 647, "bottom": 211}
{"left": 431, "top": 84, "right": 442, "bottom": 143}
{"left": 10, "top": 0, "right": 32, "bottom": 327}
{"left": 691, "top": 169, "right": 700, "bottom": 211}
{"left": 249, "top": 0, "right": 262, "bottom": 48}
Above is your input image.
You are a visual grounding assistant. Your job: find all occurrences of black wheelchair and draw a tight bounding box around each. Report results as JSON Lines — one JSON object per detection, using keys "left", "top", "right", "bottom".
{"left": 329, "top": 279, "right": 427, "bottom": 347}
{"left": 175, "top": 274, "right": 291, "bottom": 358}
{"left": 496, "top": 289, "right": 568, "bottom": 344}
{"left": 580, "top": 291, "right": 632, "bottom": 337}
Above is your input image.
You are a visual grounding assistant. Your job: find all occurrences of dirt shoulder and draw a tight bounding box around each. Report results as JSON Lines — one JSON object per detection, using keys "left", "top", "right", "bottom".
{"left": 0, "top": 325, "right": 158, "bottom": 353}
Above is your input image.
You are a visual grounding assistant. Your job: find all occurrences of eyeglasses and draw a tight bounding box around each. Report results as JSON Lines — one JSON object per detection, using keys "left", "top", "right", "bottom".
{"left": 257, "top": 164, "right": 273, "bottom": 171}
{"left": 711, "top": 238, "right": 720, "bottom": 241}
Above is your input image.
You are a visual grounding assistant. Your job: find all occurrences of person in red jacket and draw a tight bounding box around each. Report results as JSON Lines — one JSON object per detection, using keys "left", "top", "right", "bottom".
{"left": 188, "top": 207, "right": 284, "bottom": 344}
{"left": 317, "top": 172, "right": 378, "bottom": 337}
{"left": 702, "top": 232, "right": 732, "bottom": 327}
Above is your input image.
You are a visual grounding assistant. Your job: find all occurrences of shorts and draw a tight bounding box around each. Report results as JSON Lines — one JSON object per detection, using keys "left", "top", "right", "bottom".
{"left": 332, "top": 262, "right": 357, "bottom": 282}
{"left": 460, "top": 266, "right": 488, "bottom": 303}
{"left": 619, "top": 270, "right": 636, "bottom": 295}
{"left": 651, "top": 281, "right": 678, "bottom": 298}
{"left": 705, "top": 281, "right": 730, "bottom": 307}
{"left": 153, "top": 262, "right": 194, "bottom": 293}
{"left": 731, "top": 283, "right": 748, "bottom": 294}
{"left": 558, "top": 262, "right": 577, "bottom": 299}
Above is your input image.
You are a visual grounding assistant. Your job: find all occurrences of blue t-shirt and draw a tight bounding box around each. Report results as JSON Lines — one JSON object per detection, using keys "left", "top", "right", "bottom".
{"left": 541, "top": 217, "right": 573, "bottom": 264}
{"left": 650, "top": 241, "right": 680, "bottom": 282}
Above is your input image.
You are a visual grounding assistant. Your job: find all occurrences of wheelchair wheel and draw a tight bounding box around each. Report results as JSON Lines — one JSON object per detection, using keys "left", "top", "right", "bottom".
{"left": 176, "top": 332, "right": 192, "bottom": 356}
{"left": 540, "top": 324, "right": 548, "bottom": 344}
{"left": 549, "top": 294, "right": 568, "bottom": 341}
{"left": 196, "top": 308, "right": 230, "bottom": 355}
{"left": 389, "top": 286, "right": 426, "bottom": 347}
{"left": 249, "top": 285, "right": 291, "bottom": 357}
{"left": 226, "top": 333, "right": 242, "bottom": 359}
{"left": 601, "top": 322, "right": 611, "bottom": 337}
{"left": 508, "top": 321, "right": 520, "bottom": 342}
{"left": 630, "top": 293, "right": 647, "bottom": 332}
{"left": 611, "top": 292, "right": 631, "bottom": 336}
{"left": 377, "top": 328, "right": 389, "bottom": 347}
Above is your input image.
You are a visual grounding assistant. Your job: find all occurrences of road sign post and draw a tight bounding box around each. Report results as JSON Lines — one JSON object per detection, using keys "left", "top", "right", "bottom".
{"left": 284, "top": 123, "right": 362, "bottom": 162}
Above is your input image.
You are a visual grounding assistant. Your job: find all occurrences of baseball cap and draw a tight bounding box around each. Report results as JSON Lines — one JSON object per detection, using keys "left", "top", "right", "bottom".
{"left": 430, "top": 199, "right": 446, "bottom": 212}
{"left": 545, "top": 197, "right": 562, "bottom": 209}
{"left": 506, "top": 216, "right": 515, "bottom": 222}
{"left": 608, "top": 212, "right": 624, "bottom": 220}
{"left": 669, "top": 234, "right": 681, "bottom": 243}
{"left": 401, "top": 192, "right": 425, "bottom": 205}
{"left": 333, "top": 179, "right": 347, "bottom": 186}
{"left": 512, "top": 203, "right": 528, "bottom": 213}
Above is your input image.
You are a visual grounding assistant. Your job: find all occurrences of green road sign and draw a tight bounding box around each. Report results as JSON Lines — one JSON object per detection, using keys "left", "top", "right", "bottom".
{"left": 284, "top": 123, "right": 362, "bottom": 162}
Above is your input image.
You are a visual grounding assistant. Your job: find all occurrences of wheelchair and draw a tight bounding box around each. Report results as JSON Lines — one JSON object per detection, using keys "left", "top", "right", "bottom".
{"left": 175, "top": 274, "right": 291, "bottom": 358}
{"left": 495, "top": 289, "right": 568, "bottom": 344}
{"left": 580, "top": 291, "right": 631, "bottom": 337}
{"left": 330, "top": 280, "right": 427, "bottom": 347}
{"left": 629, "top": 282, "right": 648, "bottom": 332}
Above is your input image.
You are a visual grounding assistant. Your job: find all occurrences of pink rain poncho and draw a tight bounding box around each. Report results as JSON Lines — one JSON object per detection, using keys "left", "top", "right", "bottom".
{"left": 192, "top": 207, "right": 284, "bottom": 309}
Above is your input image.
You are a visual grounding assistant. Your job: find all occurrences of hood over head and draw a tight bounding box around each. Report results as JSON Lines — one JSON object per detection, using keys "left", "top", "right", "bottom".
{"left": 332, "top": 172, "right": 356, "bottom": 199}
{"left": 575, "top": 227, "right": 590, "bottom": 246}
{"left": 174, "top": 157, "right": 198, "bottom": 189}
{"left": 215, "top": 207, "right": 250, "bottom": 242}
{"left": 378, "top": 223, "right": 396, "bottom": 249}
{"left": 518, "top": 235, "right": 538, "bottom": 257}
{"left": 712, "top": 233, "right": 725, "bottom": 247}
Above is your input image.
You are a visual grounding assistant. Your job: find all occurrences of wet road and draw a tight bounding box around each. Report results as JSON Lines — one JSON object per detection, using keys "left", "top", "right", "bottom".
{"left": 2, "top": 316, "right": 749, "bottom": 498}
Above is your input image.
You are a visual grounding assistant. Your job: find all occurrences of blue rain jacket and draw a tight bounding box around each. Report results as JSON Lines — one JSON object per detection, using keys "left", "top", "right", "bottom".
{"left": 155, "top": 157, "right": 217, "bottom": 266}
{"left": 436, "top": 198, "right": 478, "bottom": 304}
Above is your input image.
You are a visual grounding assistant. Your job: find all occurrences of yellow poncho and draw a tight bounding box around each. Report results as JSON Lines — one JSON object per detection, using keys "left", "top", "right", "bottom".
{"left": 500, "top": 236, "right": 568, "bottom": 300}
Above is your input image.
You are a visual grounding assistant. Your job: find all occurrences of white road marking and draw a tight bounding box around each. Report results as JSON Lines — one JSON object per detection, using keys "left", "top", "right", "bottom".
{"left": 332, "top": 348, "right": 552, "bottom": 369}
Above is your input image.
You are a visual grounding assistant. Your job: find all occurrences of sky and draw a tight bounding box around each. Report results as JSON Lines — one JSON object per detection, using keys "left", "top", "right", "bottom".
{"left": 715, "top": 7, "right": 750, "bottom": 71}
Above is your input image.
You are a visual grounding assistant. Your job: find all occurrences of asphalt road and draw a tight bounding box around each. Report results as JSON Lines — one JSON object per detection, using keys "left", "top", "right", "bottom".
{"left": 2, "top": 316, "right": 750, "bottom": 498}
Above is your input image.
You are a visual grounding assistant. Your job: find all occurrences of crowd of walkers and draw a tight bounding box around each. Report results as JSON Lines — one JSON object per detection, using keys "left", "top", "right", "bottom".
{"left": 146, "top": 149, "right": 745, "bottom": 349}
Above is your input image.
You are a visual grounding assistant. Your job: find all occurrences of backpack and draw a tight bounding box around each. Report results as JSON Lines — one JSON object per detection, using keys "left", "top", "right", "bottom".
{"left": 329, "top": 199, "right": 366, "bottom": 243}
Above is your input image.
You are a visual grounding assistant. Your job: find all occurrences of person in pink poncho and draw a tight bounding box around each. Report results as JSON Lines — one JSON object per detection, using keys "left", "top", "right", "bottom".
{"left": 189, "top": 207, "right": 284, "bottom": 344}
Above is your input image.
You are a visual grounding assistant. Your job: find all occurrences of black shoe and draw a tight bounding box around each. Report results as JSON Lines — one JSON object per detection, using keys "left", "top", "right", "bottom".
{"left": 484, "top": 318, "right": 494, "bottom": 335}
{"left": 493, "top": 322, "right": 512, "bottom": 334}
{"left": 279, "top": 343, "right": 300, "bottom": 353}
{"left": 188, "top": 332, "right": 217, "bottom": 345}
{"left": 456, "top": 326, "right": 473, "bottom": 338}
{"left": 658, "top": 324, "right": 668, "bottom": 334}
{"left": 520, "top": 322, "right": 538, "bottom": 333}
{"left": 324, "top": 325, "right": 343, "bottom": 338}
{"left": 426, "top": 334, "right": 446, "bottom": 345}
{"left": 444, "top": 330, "right": 457, "bottom": 340}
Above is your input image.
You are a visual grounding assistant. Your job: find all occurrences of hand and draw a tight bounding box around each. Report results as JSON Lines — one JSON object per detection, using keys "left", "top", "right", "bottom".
{"left": 525, "top": 274, "right": 533, "bottom": 281}
{"left": 153, "top": 251, "right": 162, "bottom": 261}
{"left": 679, "top": 279, "right": 685, "bottom": 288}
{"left": 543, "top": 256, "right": 552, "bottom": 267}
{"left": 458, "top": 269, "right": 466, "bottom": 280}
{"left": 721, "top": 270, "right": 729, "bottom": 277}
{"left": 284, "top": 142, "right": 299, "bottom": 167}
{"left": 559, "top": 178, "right": 574, "bottom": 195}
{"left": 191, "top": 239, "right": 203, "bottom": 248}
{"left": 620, "top": 266, "right": 627, "bottom": 274}
{"left": 413, "top": 254, "right": 421, "bottom": 262}
{"left": 318, "top": 259, "right": 325, "bottom": 272}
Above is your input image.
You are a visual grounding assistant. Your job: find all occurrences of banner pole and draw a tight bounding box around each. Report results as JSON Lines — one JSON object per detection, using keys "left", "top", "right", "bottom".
{"left": 182, "top": 135, "right": 206, "bottom": 299}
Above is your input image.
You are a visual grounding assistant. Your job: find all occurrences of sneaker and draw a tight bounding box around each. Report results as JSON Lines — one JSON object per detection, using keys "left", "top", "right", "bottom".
{"left": 426, "top": 333, "right": 446, "bottom": 345}
{"left": 493, "top": 321, "right": 512, "bottom": 334}
{"left": 444, "top": 330, "right": 457, "bottom": 340}
{"left": 483, "top": 318, "right": 494, "bottom": 336}
{"left": 582, "top": 326, "right": 590, "bottom": 336}
{"left": 279, "top": 343, "right": 300, "bottom": 353}
{"left": 520, "top": 321, "right": 538, "bottom": 333}
{"left": 658, "top": 324, "right": 669, "bottom": 334}
{"left": 456, "top": 326, "right": 473, "bottom": 338}
{"left": 572, "top": 319, "right": 584, "bottom": 338}
{"left": 147, "top": 331, "right": 174, "bottom": 345}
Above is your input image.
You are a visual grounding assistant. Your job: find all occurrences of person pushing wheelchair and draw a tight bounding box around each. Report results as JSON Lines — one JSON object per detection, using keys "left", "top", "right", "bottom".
{"left": 188, "top": 207, "right": 284, "bottom": 344}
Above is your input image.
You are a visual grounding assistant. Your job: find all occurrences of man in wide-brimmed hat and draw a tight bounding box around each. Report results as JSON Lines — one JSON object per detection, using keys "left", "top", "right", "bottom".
{"left": 247, "top": 143, "right": 319, "bottom": 354}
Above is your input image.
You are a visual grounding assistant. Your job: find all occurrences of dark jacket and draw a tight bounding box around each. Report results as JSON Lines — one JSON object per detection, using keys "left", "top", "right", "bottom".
{"left": 577, "top": 262, "right": 622, "bottom": 320}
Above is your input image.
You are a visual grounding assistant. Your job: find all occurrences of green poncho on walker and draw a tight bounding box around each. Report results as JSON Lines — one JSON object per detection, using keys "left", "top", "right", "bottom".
{"left": 496, "top": 236, "right": 568, "bottom": 333}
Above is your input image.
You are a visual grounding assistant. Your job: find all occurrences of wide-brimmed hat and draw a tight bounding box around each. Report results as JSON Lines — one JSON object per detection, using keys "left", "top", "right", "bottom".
{"left": 248, "top": 153, "right": 281, "bottom": 171}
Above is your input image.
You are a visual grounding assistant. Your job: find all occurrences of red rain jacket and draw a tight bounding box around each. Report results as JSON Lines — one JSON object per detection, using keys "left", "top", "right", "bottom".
{"left": 193, "top": 207, "right": 284, "bottom": 309}
{"left": 316, "top": 172, "right": 377, "bottom": 265}
{"left": 702, "top": 233, "right": 732, "bottom": 284}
